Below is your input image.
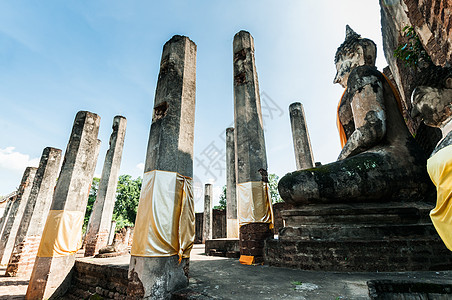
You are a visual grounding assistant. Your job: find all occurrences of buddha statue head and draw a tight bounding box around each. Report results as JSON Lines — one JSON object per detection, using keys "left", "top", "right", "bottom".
{"left": 411, "top": 66, "right": 452, "bottom": 128}
{"left": 333, "top": 25, "right": 377, "bottom": 87}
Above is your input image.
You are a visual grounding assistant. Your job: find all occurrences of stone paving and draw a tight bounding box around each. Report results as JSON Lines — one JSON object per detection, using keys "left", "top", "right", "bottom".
{"left": 1, "top": 245, "right": 451, "bottom": 299}
{"left": 0, "top": 266, "right": 28, "bottom": 300}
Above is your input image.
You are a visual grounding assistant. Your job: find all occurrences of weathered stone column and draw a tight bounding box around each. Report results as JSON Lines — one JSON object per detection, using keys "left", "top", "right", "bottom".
{"left": 0, "top": 167, "right": 37, "bottom": 265}
{"left": 26, "top": 111, "right": 101, "bottom": 300}
{"left": 5, "top": 147, "right": 62, "bottom": 277}
{"left": 127, "top": 35, "right": 196, "bottom": 300}
{"left": 107, "top": 221, "right": 116, "bottom": 246}
{"left": 289, "top": 102, "right": 315, "bottom": 170}
{"left": 84, "top": 116, "right": 127, "bottom": 257}
{"left": 233, "top": 31, "right": 273, "bottom": 263}
{"left": 0, "top": 196, "right": 14, "bottom": 236}
{"left": 226, "top": 127, "right": 238, "bottom": 238}
{"left": 202, "top": 184, "right": 212, "bottom": 243}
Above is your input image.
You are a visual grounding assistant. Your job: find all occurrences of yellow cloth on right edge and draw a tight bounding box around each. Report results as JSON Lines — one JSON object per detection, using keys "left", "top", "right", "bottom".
{"left": 427, "top": 144, "right": 452, "bottom": 251}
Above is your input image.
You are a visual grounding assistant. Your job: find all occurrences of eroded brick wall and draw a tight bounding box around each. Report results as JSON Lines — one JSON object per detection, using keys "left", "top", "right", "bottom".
{"left": 5, "top": 235, "right": 40, "bottom": 277}
{"left": 84, "top": 230, "right": 109, "bottom": 257}
{"left": 404, "top": 0, "right": 452, "bottom": 67}
{"left": 272, "top": 202, "right": 294, "bottom": 235}
{"left": 64, "top": 260, "right": 129, "bottom": 299}
{"left": 240, "top": 223, "right": 273, "bottom": 264}
{"left": 265, "top": 238, "right": 452, "bottom": 271}
{"left": 380, "top": 0, "right": 443, "bottom": 154}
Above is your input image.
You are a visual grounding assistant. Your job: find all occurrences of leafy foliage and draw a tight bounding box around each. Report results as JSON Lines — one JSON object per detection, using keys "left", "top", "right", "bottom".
{"left": 113, "top": 175, "right": 142, "bottom": 228}
{"left": 268, "top": 173, "right": 283, "bottom": 204}
{"left": 394, "top": 25, "right": 431, "bottom": 68}
{"left": 83, "top": 177, "right": 100, "bottom": 233}
{"left": 83, "top": 175, "right": 142, "bottom": 233}
{"left": 213, "top": 185, "right": 227, "bottom": 210}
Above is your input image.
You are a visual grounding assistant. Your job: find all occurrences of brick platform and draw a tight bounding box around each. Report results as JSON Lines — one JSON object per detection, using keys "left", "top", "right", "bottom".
{"left": 367, "top": 279, "right": 452, "bottom": 299}
{"left": 265, "top": 202, "right": 452, "bottom": 271}
{"left": 64, "top": 256, "right": 129, "bottom": 300}
{"left": 239, "top": 223, "right": 273, "bottom": 263}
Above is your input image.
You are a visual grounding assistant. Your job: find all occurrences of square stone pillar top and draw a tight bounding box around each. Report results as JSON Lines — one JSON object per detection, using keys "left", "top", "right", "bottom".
{"left": 289, "top": 102, "right": 303, "bottom": 112}
{"left": 18, "top": 147, "right": 62, "bottom": 237}
{"left": 51, "top": 111, "right": 101, "bottom": 212}
{"left": 145, "top": 35, "right": 196, "bottom": 177}
{"left": 164, "top": 35, "right": 197, "bottom": 51}
{"left": 233, "top": 30, "right": 254, "bottom": 54}
{"left": 112, "top": 115, "right": 127, "bottom": 130}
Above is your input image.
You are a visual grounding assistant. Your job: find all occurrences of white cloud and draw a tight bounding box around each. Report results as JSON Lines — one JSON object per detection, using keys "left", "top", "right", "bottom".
{"left": 136, "top": 162, "right": 144, "bottom": 171}
{"left": 0, "top": 147, "right": 39, "bottom": 171}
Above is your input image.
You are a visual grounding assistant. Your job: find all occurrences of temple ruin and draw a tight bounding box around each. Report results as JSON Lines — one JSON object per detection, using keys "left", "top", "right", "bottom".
{"left": 1, "top": 1, "right": 452, "bottom": 299}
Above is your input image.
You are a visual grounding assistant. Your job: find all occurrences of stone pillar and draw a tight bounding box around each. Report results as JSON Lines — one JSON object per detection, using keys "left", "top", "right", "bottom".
{"left": 202, "top": 184, "right": 212, "bottom": 243}
{"left": 107, "top": 221, "right": 116, "bottom": 246}
{"left": 26, "top": 111, "right": 101, "bottom": 300}
{"left": 226, "top": 127, "right": 238, "bottom": 238}
{"left": 289, "top": 102, "right": 315, "bottom": 170}
{"left": 233, "top": 31, "right": 273, "bottom": 263}
{"left": 84, "top": 116, "right": 127, "bottom": 257}
{"left": 0, "top": 197, "right": 14, "bottom": 237}
{"left": 5, "top": 147, "right": 62, "bottom": 277}
{"left": 0, "top": 167, "right": 37, "bottom": 266}
{"left": 127, "top": 35, "right": 196, "bottom": 300}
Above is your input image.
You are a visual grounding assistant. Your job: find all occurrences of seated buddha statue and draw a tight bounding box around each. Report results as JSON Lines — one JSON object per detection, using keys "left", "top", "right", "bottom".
{"left": 278, "top": 26, "right": 432, "bottom": 205}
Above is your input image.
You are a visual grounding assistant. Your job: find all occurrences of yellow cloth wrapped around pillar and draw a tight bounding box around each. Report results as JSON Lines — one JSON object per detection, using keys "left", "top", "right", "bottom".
{"left": 131, "top": 170, "right": 195, "bottom": 260}
{"left": 237, "top": 181, "right": 274, "bottom": 228}
{"left": 427, "top": 145, "right": 452, "bottom": 251}
{"left": 37, "top": 210, "right": 84, "bottom": 257}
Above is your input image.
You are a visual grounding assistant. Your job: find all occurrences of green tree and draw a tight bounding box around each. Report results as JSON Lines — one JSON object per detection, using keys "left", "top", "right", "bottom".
{"left": 394, "top": 26, "right": 431, "bottom": 68}
{"left": 213, "top": 185, "right": 227, "bottom": 210}
{"left": 83, "top": 175, "right": 142, "bottom": 233}
{"left": 268, "top": 173, "right": 283, "bottom": 204}
{"left": 113, "top": 175, "right": 142, "bottom": 228}
{"left": 83, "top": 177, "right": 100, "bottom": 232}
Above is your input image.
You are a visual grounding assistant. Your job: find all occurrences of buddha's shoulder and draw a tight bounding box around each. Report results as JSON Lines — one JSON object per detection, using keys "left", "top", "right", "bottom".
{"left": 347, "top": 66, "right": 383, "bottom": 90}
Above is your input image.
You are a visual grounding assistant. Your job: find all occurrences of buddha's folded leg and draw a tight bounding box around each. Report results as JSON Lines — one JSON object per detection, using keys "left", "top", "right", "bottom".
{"left": 278, "top": 152, "right": 431, "bottom": 205}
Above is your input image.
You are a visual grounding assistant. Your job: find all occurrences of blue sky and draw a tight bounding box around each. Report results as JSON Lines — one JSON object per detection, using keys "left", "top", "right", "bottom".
{"left": 0, "top": 1, "right": 388, "bottom": 211}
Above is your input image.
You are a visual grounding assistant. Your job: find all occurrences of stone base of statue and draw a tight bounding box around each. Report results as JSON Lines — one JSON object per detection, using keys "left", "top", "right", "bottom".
{"left": 264, "top": 202, "right": 452, "bottom": 271}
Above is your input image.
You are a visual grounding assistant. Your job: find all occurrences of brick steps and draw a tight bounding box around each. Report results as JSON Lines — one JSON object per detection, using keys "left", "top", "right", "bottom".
{"left": 265, "top": 238, "right": 452, "bottom": 272}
